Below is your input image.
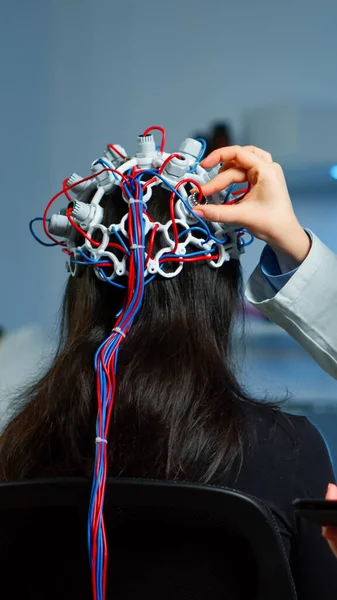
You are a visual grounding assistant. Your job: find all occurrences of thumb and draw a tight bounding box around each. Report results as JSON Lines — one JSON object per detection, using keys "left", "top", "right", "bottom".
{"left": 326, "top": 483, "right": 337, "bottom": 500}
{"left": 194, "top": 203, "right": 244, "bottom": 225}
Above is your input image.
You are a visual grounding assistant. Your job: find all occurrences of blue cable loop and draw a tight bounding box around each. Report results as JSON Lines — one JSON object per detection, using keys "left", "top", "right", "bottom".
{"left": 93, "top": 158, "right": 120, "bottom": 181}
{"left": 238, "top": 229, "right": 255, "bottom": 247}
{"left": 178, "top": 226, "right": 211, "bottom": 245}
{"left": 29, "top": 218, "right": 58, "bottom": 247}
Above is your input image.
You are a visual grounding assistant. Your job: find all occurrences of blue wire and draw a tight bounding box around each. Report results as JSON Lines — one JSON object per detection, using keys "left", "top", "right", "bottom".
{"left": 97, "top": 268, "right": 126, "bottom": 289}
{"left": 177, "top": 226, "right": 211, "bottom": 244}
{"left": 238, "top": 229, "right": 255, "bottom": 247}
{"left": 163, "top": 249, "right": 216, "bottom": 259}
{"left": 178, "top": 226, "right": 208, "bottom": 238}
{"left": 29, "top": 218, "right": 58, "bottom": 247}
{"left": 110, "top": 226, "right": 130, "bottom": 255}
{"left": 224, "top": 183, "right": 236, "bottom": 203}
{"left": 131, "top": 170, "right": 225, "bottom": 244}
{"left": 93, "top": 158, "right": 119, "bottom": 180}
{"left": 76, "top": 248, "right": 127, "bottom": 289}
{"left": 189, "top": 137, "right": 207, "bottom": 173}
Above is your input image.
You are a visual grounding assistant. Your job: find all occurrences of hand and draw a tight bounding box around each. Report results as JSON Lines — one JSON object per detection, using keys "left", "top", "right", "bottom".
{"left": 322, "top": 483, "right": 337, "bottom": 558}
{"left": 194, "top": 145, "right": 311, "bottom": 265}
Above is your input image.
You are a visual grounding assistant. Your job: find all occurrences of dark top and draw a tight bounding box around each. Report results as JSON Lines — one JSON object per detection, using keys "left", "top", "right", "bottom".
{"left": 217, "top": 408, "right": 337, "bottom": 599}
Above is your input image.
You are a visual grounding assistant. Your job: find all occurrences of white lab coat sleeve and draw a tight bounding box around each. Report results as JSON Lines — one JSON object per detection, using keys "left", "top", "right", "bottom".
{"left": 245, "top": 232, "right": 337, "bottom": 379}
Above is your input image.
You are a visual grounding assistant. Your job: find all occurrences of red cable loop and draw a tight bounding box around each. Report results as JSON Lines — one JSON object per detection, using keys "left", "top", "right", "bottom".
{"left": 142, "top": 126, "right": 166, "bottom": 153}
{"left": 158, "top": 153, "right": 183, "bottom": 174}
{"left": 43, "top": 167, "right": 131, "bottom": 244}
{"left": 65, "top": 207, "right": 126, "bottom": 253}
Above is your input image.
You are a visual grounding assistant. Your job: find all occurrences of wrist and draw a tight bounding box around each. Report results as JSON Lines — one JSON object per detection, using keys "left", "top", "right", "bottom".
{"left": 267, "top": 225, "right": 311, "bottom": 266}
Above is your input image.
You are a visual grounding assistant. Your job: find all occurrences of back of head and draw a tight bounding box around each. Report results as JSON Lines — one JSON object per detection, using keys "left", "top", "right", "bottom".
{"left": 0, "top": 131, "right": 256, "bottom": 484}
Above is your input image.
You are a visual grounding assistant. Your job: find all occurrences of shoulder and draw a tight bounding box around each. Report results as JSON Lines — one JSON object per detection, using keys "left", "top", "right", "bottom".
{"left": 246, "top": 404, "right": 328, "bottom": 454}
{"left": 244, "top": 404, "right": 334, "bottom": 495}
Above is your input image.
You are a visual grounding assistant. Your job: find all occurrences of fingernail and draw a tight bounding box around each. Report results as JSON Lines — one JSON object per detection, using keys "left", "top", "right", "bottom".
{"left": 193, "top": 209, "right": 205, "bottom": 218}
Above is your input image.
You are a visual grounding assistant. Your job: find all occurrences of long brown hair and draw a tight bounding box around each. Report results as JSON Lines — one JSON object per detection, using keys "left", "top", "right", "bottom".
{"left": 0, "top": 186, "right": 272, "bottom": 482}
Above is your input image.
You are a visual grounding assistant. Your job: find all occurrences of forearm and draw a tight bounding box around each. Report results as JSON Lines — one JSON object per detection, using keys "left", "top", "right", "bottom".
{"left": 245, "top": 232, "right": 337, "bottom": 379}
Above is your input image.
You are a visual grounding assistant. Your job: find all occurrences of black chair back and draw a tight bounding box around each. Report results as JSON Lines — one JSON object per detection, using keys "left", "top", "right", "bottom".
{"left": 0, "top": 478, "right": 297, "bottom": 599}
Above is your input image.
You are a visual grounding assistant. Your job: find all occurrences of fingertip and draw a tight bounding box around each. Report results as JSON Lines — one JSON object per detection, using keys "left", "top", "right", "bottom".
{"left": 200, "top": 184, "right": 215, "bottom": 197}
{"left": 200, "top": 150, "right": 218, "bottom": 168}
{"left": 193, "top": 208, "right": 205, "bottom": 219}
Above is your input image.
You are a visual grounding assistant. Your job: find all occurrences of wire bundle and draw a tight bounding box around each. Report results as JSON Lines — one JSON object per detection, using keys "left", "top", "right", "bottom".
{"left": 88, "top": 176, "right": 146, "bottom": 600}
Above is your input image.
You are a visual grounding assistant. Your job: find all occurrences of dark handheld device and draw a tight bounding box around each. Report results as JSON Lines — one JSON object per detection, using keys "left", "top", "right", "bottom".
{"left": 293, "top": 499, "right": 337, "bottom": 526}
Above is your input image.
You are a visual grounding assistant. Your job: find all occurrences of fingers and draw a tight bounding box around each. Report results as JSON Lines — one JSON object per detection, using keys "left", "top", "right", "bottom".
{"left": 201, "top": 145, "right": 271, "bottom": 171}
{"left": 194, "top": 202, "right": 244, "bottom": 224}
{"left": 201, "top": 167, "right": 247, "bottom": 197}
{"left": 243, "top": 146, "right": 273, "bottom": 163}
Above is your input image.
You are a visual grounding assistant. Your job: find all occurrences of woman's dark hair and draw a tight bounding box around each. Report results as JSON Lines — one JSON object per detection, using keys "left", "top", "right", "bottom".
{"left": 0, "top": 185, "right": 273, "bottom": 482}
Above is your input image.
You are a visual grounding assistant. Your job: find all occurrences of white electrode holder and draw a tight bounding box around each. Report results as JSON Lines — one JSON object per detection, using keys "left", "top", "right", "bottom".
{"left": 161, "top": 155, "right": 190, "bottom": 188}
{"left": 67, "top": 172, "right": 96, "bottom": 202}
{"left": 103, "top": 144, "right": 127, "bottom": 168}
{"left": 136, "top": 134, "right": 157, "bottom": 168}
{"left": 178, "top": 138, "right": 203, "bottom": 166}
{"left": 48, "top": 214, "right": 73, "bottom": 238}
{"left": 91, "top": 161, "right": 117, "bottom": 193}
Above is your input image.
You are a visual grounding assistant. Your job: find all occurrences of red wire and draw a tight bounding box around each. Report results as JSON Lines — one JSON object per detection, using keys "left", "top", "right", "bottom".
{"left": 168, "top": 178, "right": 204, "bottom": 253}
{"left": 142, "top": 176, "right": 157, "bottom": 190}
{"left": 232, "top": 187, "right": 250, "bottom": 196}
{"left": 176, "top": 178, "right": 203, "bottom": 203}
{"left": 43, "top": 168, "right": 131, "bottom": 245}
{"left": 226, "top": 184, "right": 252, "bottom": 205}
{"left": 145, "top": 224, "right": 159, "bottom": 267}
{"left": 142, "top": 126, "right": 166, "bottom": 153}
{"left": 66, "top": 207, "right": 126, "bottom": 253}
{"left": 160, "top": 254, "right": 219, "bottom": 264}
{"left": 158, "top": 153, "right": 183, "bottom": 174}
{"left": 107, "top": 143, "right": 126, "bottom": 159}
{"left": 62, "top": 178, "right": 73, "bottom": 202}
{"left": 231, "top": 183, "right": 252, "bottom": 198}
{"left": 225, "top": 198, "right": 240, "bottom": 205}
